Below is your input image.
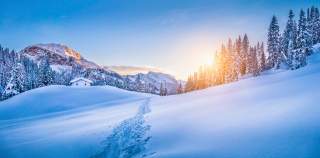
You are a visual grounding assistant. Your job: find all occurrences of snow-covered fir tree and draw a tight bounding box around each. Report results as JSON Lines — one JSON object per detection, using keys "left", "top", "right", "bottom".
{"left": 281, "top": 10, "right": 298, "bottom": 69}
{"left": 159, "top": 82, "right": 167, "bottom": 96}
{"left": 240, "top": 34, "right": 249, "bottom": 75}
{"left": 292, "top": 9, "right": 308, "bottom": 69}
{"left": 38, "top": 56, "right": 55, "bottom": 87}
{"left": 248, "top": 47, "right": 259, "bottom": 76}
{"left": 258, "top": 42, "right": 266, "bottom": 72}
{"left": 267, "top": 15, "right": 281, "bottom": 69}
{"left": 2, "top": 63, "right": 26, "bottom": 99}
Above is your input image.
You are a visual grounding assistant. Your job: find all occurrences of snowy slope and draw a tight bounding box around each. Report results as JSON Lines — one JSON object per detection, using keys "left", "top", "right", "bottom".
{"left": 146, "top": 53, "right": 320, "bottom": 158}
{"left": 0, "top": 85, "right": 149, "bottom": 120}
{"left": 0, "top": 54, "right": 320, "bottom": 158}
{"left": 0, "top": 86, "right": 151, "bottom": 158}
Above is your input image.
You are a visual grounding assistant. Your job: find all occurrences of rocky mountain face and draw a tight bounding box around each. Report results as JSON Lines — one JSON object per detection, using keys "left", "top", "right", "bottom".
{"left": 21, "top": 43, "right": 100, "bottom": 69}
{"left": 20, "top": 43, "right": 179, "bottom": 95}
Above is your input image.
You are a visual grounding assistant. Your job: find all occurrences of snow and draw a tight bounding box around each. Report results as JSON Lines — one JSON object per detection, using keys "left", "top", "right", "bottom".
{"left": 50, "top": 64, "right": 72, "bottom": 73}
{"left": 0, "top": 54, "right": 320, "bottom": 157}
{"left": 23, "top": 43, "right": 101, "bottom": 69}
{"left": 35, "top": 43, "right": 80, "bottom": 60}
{"left": 0, "top": 85, "right": 149, "bottom": 120}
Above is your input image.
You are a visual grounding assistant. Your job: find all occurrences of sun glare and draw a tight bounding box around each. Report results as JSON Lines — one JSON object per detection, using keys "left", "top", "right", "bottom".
{"left": 205, "top": 58, "right": 213, "bottom": 66}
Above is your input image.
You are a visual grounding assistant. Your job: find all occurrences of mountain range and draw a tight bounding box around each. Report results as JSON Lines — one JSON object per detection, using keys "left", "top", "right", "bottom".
{"left": 20, "top": 43, "right": 180, "bottom": 95}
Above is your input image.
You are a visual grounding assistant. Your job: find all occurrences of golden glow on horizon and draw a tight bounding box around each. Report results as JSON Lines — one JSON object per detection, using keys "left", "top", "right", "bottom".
{"left": 170, "top": 31, "right": 218, "bottom": 80}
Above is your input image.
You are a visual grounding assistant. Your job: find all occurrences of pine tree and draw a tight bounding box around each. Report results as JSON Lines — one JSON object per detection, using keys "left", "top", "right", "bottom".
{"left": 297, "top": 9, "right": 308, "bottom": 49}
{"left": 240, "top": 34, "right": 249, "bottom": 75}
{"left": 259, "top": 42, "right": 266, "bottom": 72}
{"left": 225, "top": 38, "right": 238, "bottom": 82}
{"left": 159, "top": 82, "right": 164, "bottom": 96}
{"left": 306, "top": 7, "right": 314, "bottom": 49}
{"left": 291, "top": 9, "right": 308, "bottom": 69}
{"left": 234, "top": 36, "right": 242, "bottom": 78}
{"left": 281, "top": 10, "right": 298, "bottom": 69}
{"left": 311, "top": 6, "right": 320, "bottom": 44}
{"left": 38, "top": 56, "right": 54, "bottom": 87}
{"left": 159, "top": 82, "right": 168, "bottom": 96}
{"left": 185, "top": 76, "right": 194, "bottom": 92}
{"left": 2, "top": 63, "right": 26, "bottom": 99}
{"left": 267, "top": 15, "right": 281, "bottom": 69}
{"left": 176, "top": 82, "right": 183, "bottom": 94}
{"left": 248, "top": 47, "right": 259, "bottom": 76}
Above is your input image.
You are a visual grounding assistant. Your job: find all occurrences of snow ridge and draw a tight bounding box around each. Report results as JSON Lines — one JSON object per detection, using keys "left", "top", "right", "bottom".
{"left": 91, "top": 98, "right": 153, "bottom": 158}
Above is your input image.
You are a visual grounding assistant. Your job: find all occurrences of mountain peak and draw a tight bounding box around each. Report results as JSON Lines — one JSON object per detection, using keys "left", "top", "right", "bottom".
{"left": 32, "top": 43, "right": 82, "bottom": 60}
{"left": 20, "top": 43, "right": 100, "bottom": 69}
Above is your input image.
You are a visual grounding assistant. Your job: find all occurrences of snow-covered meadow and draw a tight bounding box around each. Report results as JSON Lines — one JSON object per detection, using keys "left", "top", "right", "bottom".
{"left": 0, "top": 53, "right": 320, "bottom": 158}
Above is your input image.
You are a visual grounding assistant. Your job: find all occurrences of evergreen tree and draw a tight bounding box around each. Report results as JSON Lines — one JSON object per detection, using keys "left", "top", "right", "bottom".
{"left": 185, "top": 76, "right": 194, "bottom": 92}
{"left": 259, "top": 42, "right": 266, "bottom": 72}
{"left": 135, "top": 74, "right": 145, "bottom": 92}
{"left": 297, "top": 9, "right": 308, "bottom": 50}
{"left": 291, "top": 9, "right": 308, "bottom": 69}
{"left": 240, "top": 34, "right": 249, "bottom": 75}
{"left": 281, "top": 10, "right": 298, "bottom": 68}
{"left": 177, "top": 82, "right": 183, "bottom": 94}
{"left": 267, "top": 15, "right": 281, "bottom": 69}
{"left": 248, "top": 47, "right": 259, "bottom": 76}
{"left": 306, "top": 7, "right": 314, "bottom": 49}
{"left": 2, "top": 63, "right": 26, "bottom": 99}
{"left": 38, "top": 56, "right": 54, "bottom": 87}
{"left": 159, "top": 82, "right": 167, "bottom": 96}
{"left": 234, "top": 36, "right": 242, "bottom": 77}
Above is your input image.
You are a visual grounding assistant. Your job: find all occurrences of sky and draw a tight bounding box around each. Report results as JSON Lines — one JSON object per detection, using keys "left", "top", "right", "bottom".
{"left": 0, "top": 0, "right": 319, "bottom": 80}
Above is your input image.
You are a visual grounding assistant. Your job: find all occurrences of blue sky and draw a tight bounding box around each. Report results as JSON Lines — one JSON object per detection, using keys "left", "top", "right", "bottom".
{"left": 0, "top": 0, "right": 318, "bottom": 79}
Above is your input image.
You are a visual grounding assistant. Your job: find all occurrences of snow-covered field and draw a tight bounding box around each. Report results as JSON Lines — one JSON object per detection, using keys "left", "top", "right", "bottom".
{"left": 1, "top": 54, "right": 320, "bottom": 158}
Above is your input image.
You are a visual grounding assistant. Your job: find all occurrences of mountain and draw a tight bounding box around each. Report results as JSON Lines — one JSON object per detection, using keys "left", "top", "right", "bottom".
{"left": 0, "top": 51, "right": 319, "bottom": 158}
{"left": 126, "top": 71, "right": 179, "bottom": 95}
{"left": 21, "top": 43, "right": 100, "bottom": 71}
{"left": 18, "top": 43, "right": 180, "bottom": 95}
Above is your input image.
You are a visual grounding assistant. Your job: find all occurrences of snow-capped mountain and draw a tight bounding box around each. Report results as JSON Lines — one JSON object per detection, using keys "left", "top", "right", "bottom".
{"left": 19, "top": 43, "right": 180, "bottom": 95}
{"left": 20, "top": 43, "right": 101, "bottom": 70}
{"left": 126, "top": 71, "right": 179, "bottom": 95}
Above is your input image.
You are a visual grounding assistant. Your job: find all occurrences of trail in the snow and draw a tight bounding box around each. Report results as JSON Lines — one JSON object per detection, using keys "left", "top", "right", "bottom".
{"left": 91, "top": 98, "right": 154, "bottom": 158}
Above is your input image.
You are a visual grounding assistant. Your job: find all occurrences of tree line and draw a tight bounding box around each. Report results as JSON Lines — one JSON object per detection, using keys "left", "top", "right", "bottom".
{"left": 184, "top": 6, "right": 319, "bottom": 92}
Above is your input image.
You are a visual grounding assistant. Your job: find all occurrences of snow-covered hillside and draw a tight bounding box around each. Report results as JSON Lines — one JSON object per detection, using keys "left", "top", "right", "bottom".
{"left": 0, "top": 53, "right": 320, "bottom": 158}
{"left": 0, "top": 85, "right": 149, "bottom": 120}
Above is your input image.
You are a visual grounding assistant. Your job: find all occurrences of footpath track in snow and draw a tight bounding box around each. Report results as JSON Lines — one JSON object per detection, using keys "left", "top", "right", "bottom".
{"left": 91, "top": 98, "right": 154, "bottom": 158}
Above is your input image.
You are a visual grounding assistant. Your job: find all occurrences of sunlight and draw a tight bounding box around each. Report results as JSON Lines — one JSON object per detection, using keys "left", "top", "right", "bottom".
{"left": 205, "top": 56, "right": 213, "bottom": 66}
